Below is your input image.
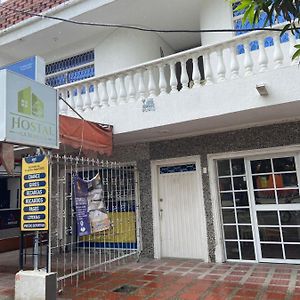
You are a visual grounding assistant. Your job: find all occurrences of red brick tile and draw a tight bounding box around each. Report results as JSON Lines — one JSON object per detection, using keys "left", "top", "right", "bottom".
{"left": 179, "top": 293, "right": 201, "bottom": 300}
{"left": 261, "top": 292, "right": 287, "bottom": 300}
{"left": 269, "top": 279, "right": 290, "bottom": 286}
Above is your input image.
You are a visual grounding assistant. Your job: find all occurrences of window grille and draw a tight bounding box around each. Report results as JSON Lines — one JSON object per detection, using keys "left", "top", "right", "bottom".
{"left": 45, "top": 50, "right": 95, "bottom": 87}
{"left": 232, "top": 2, "right": 298, "bottom": 54}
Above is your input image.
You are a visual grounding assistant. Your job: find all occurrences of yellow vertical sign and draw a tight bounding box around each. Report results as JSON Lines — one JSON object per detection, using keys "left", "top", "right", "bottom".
{"left": 21, "top": 155, "right": 49, "bottom": 231}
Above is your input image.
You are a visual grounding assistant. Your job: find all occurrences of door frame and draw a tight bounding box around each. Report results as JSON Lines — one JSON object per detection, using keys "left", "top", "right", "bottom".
{"left": 208, "top": 144, "right": 300, "bottom": 263}
{"left": 151, "top": 155, "right": 208, "bottom": 260}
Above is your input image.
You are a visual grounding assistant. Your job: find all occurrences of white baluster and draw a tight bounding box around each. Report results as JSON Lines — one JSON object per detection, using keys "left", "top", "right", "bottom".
{"left": 83, "top": 83, "right": 92, "bottom": 112}
{"left": 204, "top": 52, "right": 213, "bottom": 85}
{"left": 148, "top": 67, "right": 156, "bottom": 98}
{"left": 180, "top": 59, "right": 189, "bottom": 90}
{"left": 59, "top": 89, "right": 68, "bottom": 115}
{"left": 92, "top": 81, "right": 101, "bottom": 111}
{"left": 230, "top": 45, "right": 239, "bottom": 79}
{"left": 158, "top": 64, "right": 167, "bottom": 95}
{"left": 118, "top": 75, "right": 127, "bottom": 104}
{"left": 244, "top": 39, "right": 254, "bottom": 76}
{"left": 138, "top": 70, "right": 146, "bottom": 100}
{"left": 67, "top": 88, "right": 76, "bottom": 116}
{"left": 258, "top": 36, "right": 268, "bottom": 72}
{"left": 289, "top": 31, "right": 298, "bottom": 65}
{"left": 109, "top": 77, "right": 117, "bottom": 106}
{"left": 128, "top": 72, "right": 136, "bottom": 102}
{"left": 169, "top": 61, "right": 178, "bottom": 93}
{"left": 100, "top": 80, "right": 109, "bottom": 107}
{"left": 75, "top": 85, "right": 83, "bottom": 113}
{"left": 273, "top": 33, "right": 284, "bottom": 69}
{"left": 216, "top": 48, "right": 226, "bottom": 81}
{"left": 192, "top": 56, "right": 201, "bottom": 87}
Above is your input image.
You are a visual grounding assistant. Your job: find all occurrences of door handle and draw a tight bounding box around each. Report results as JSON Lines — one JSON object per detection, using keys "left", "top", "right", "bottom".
{"left": 159, "top": 209, "right": 163, "bottom": 219}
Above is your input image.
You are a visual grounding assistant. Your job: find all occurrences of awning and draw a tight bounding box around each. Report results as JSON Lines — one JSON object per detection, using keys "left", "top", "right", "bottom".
{"left": 59, "top": 115, "right": 113, "bottom": 156}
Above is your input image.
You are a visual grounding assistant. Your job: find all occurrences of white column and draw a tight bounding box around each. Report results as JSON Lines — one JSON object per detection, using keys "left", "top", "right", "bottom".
{"left": 216, "top": 47, "right": 226, "bottom": 81}
{"left": 109, "top": 77, "right": 118, "bottom": 106}
{"left": 100, "top": 80, "right": 109, "bottom": 107}
{"left": 273, "top": 33, "right": 284, "bottom": 69}
{"left": 158, "top": 64, "right": 167, "bottom": 95}
{"left": 148, "top": 67, "right": 157, "bottom": 98}
{"left": 91, "top": 80, "right": 101, "bottom": 111}
{"left": 59, "top": 89, "right": 68, "bottom": 115}
{"left": 75, "top": 85, "right": 83, "bottom": 113}
{"left": 258, "top": 36, "right": 268, "bottom": 72}
{"left": 180, "top": 59, "right": 189, "bottom": 90}
{"left": 204, "top": 52, "right": 213, "bottom": 85}
{"left": 83, "top": 83, "right": 92, "bottom": 112}
{"left": 67, "top": 88, "right": 76, "bottom": 116}
{"left": 169, "top": 61, "right": 178, "bottom": 93}
{"left": 118, "top": 75, "right": 127, "bottom": 104}
{"left": 244, "top": 39, "right": 254, "bottom": 76}
{"left": 138, "top": 70, "right": 146, "bottom": 100}
{"left": 128, "top": 71, "right": 136, "bottom": 102}
{"left": 192, "top": 56, "right": 201, "bottom": 87}
{"left": 230, "top": 45, "right": 239, "bottom": 79}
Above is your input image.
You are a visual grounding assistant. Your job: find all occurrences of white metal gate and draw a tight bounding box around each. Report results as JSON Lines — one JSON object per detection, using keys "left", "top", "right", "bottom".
{"left": 48, "top": 154, "right": 141, "bottom": 288}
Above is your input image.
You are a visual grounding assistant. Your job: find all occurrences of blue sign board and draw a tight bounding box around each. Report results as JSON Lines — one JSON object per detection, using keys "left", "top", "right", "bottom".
{"left": 0, "top": 56, "right": 45, "bottom": 83}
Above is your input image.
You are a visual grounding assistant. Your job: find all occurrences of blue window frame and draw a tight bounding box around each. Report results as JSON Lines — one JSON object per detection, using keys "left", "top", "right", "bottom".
{"left": 45, "top": 50, "right": 95, "bottom": 88}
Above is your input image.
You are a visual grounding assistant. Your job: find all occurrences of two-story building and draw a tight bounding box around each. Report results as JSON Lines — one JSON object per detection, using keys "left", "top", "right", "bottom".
{"left": 1, "top": 0, "right": 300, "bottom": 266}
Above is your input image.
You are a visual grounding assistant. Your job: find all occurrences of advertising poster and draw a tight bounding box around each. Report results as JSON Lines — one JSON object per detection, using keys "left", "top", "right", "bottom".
{"left": 21, "top": 154, "right": 49, "bottom": 231}
{"left": 73, "top": 173, "right": 110, "bottom": 237}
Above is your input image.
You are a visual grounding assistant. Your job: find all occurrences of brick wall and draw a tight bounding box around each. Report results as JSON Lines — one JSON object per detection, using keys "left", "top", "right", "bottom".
{"left": 0, "top": 0, "right": 70, "bottom": 30}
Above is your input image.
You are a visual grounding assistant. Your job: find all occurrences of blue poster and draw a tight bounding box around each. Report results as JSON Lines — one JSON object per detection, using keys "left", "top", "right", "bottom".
{"left": 73, "top": 174, "right": 110, "bottom": 237}
{"left": 1, "top": 57, "right": 36, "bottom": 80}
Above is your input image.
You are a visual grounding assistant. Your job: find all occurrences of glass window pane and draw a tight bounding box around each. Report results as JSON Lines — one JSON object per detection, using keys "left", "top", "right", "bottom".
{"left": 224, "top": 225, "right": 237, "bottom": 239}
{"left": 225, "top": 241, "right": 239, "bottom": 259}
{"left": 282, "top": 227, "right": 300, "bottom": 242}
{"left": 231, "top": 159, "right": 245, "bottom": 175}
{"left": 239, "top": 225, "right": 253, "bottom": 240}
{"left": 285, "top": 244, "right": 300, "bottom": 259}
{"left": 237, "top": 209, "right": 251, "bottom": 224}
{"left": 259, "top": 227, "right": 281, "bottom": 242}
{"left": 276, "top": 173, "right": 298, "bottom": 188}
{"left": 280, "top": 211, "right": 300, "bottom": 225}
{"left": 261, "top": 243, "right": 283, "bottom": 259}
{"left": 251, "top": 159, "right": 272, "bottom": 174}
{"left": 222, "top": 209, "right": 236, "bottom": 224}
{"left": 254, "top": 190, "right": 276, "bottom": 205}
{"left": 220, "top": 193, "right": 234, "bottom": 207}
{"left": 277, "top": 189, "right": 300, "bottom": 204}
{"left": 257, "top": 211, "right": 279, "bottom": 225}
{"left": 233, "top": 177, "right": 247, "bottom": 190}
{"left": 219, "top": 178, "right": 232, "bottom": 191}
{"left": 273, "top": 157, "right": 296, "bottom": 172}
{"left": 217, "top": 160, "right": 230, "bottom": 176}
{"left": 235, "top": 192, "right": 249, "bottom": 207}
{"left": 253, "top": 175, "right": 274, "bottom": 189}
{"left": 241, "top": 242, "right": 255, "bottom": 260}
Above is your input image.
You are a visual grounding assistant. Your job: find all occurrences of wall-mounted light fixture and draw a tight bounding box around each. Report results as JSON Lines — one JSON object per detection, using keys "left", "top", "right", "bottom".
{"left": 256, "top": 83, "right": 268, "bottom": 96}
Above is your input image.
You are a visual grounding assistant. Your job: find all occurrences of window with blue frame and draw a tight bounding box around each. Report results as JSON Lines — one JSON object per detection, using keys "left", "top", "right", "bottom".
{"left": 45, "top": 50, "right": 95, "bottom": 88}
{"left": 232, "top": 2, "right": 297, "bottom": 54}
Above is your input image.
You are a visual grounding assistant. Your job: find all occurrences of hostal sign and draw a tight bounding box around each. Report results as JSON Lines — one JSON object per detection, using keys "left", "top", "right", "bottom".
{"left": 0, "top": 69, "right": 58, "bottom": 149}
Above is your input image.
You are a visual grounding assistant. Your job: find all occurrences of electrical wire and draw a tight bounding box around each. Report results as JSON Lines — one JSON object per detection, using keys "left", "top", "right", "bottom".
{"left": 0, "top": 3, "right": 293, "bottom": 33}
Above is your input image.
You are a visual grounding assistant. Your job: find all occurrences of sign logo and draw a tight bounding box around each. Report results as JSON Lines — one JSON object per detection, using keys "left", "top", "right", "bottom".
{"left": 18, "top": 87, "right": 44, "bottom": 119}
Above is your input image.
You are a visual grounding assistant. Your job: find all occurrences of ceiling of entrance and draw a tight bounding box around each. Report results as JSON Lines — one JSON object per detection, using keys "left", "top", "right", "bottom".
{"left": 0, "top": 0, "right": 202, "bottom": 63}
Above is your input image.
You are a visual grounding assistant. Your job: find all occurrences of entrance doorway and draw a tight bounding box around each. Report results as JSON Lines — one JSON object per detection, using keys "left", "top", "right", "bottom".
{"left": 152, "top": 157, "right": 207, "bottom": 260}
{"left": 216, "top": 154, "right": 300, "bottom": 263}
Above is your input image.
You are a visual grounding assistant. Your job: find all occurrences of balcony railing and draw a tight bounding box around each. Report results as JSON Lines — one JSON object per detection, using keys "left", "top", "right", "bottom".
{"left": 57, "top": 22, "right": 298, "bottom": 116}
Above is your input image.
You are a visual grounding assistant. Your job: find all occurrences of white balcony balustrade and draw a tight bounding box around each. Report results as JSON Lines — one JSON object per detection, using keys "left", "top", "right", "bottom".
{"left": 56, "top": 22, "right": 299, "bottom": 116}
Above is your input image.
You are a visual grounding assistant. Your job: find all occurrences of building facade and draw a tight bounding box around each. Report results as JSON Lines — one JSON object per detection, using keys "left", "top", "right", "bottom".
{"left": 1, "top": 0, "right": 300, "bottom": 264}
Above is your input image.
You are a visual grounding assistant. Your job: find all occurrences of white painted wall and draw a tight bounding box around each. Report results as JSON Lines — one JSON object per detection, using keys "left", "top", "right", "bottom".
{"left": 94, "top": 28, "right": 174, "bottom": 76}
{"left": 199, "top": 0, "right": 233, "bottom": 46}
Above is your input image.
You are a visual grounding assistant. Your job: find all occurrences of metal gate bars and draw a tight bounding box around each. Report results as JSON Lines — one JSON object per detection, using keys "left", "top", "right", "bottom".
{"left": 48, "top": 154, "right": 141, "bottom": 287}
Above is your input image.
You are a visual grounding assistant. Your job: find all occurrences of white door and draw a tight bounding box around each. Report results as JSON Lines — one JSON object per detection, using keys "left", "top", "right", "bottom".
{"left": 158, "top": 162, "right": 204, "bottom": 259}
